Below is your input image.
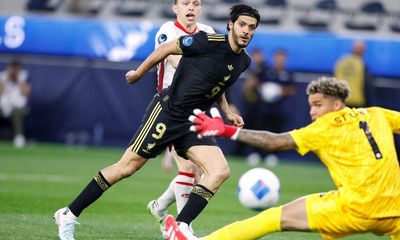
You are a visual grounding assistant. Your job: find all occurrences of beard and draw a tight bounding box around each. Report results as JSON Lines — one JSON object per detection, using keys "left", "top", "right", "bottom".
{"left": 232, "top": 27, "right": 251, "bottom": 48}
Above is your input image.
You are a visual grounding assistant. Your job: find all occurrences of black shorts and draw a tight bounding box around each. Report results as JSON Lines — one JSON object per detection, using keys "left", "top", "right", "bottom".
{"left": 128, "top": 94, "right": 217, "bottom": 159}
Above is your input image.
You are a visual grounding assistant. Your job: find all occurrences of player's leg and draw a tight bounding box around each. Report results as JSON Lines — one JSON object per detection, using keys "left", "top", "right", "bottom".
{"left": 63, "top": 94, "right": 166, "bottom": 217}
{"left": 281, "top": 196, "right": 309, "bottom": 230}
{"left": 69, "top": 149, "right": 147, "bottom": 216}
{"left": 152, "top": 147, "right": 197, "bottom": 214}
{"left": 162, "top": 147, "right": 174, "bottom": 172}
{"left": 391, "top": 232, "right": 400, "bottom": 240}
{"left": 11, "top": 107, "right": 26, "bottom": 148}
{"left": 201, "top": 206, "right": 283, "bottom": 240}
{"left": 54, "top": 149, "right": 147, "bottom": 240}
{"left": 175, "top": 145, "right": 230, "bottom": 235}
{"left": 201, "top": 197, "right": 307, "bottom": 240}
{"left": 304, "top": 191, "right": 366, "bottom": 240}
{"left": 54, "top": 94, "right": 164, "bottom": 240}
{"left": 148, "top": 147, "right": 176, "bottom": 223}
{"left": 203, "top": 191, "right": 355, "bottom": 240}
{"left": 150, "top": 148, "right": 200, "bottom": 239}
{"left": 172, "top": 149, "right": 199, "bottom": 213}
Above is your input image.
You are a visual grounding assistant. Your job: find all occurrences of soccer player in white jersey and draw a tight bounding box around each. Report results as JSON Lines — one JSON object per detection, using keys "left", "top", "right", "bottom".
{"left": 147, "top": 0, "right": 215, "bottom": 235}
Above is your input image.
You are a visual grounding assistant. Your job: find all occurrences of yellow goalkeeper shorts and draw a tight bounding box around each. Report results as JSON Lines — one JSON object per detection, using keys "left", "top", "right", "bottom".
{"left": 305, "top": 191, "right": 400, "bottom": 240}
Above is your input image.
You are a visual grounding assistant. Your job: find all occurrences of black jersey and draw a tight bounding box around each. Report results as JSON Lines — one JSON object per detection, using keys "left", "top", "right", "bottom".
{"left": 160, "top": 31, "right": 251, "bottom": 117}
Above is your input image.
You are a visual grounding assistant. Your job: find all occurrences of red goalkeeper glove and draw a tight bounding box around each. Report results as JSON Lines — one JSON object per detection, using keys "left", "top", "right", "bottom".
{"left": 189, "top": 108, "right": 240, "bottom": 140}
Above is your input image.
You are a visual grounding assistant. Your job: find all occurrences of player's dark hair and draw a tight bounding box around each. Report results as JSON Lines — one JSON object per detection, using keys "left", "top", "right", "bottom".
{"left": 307, "top": 76, "right": 350, "bottom": 102}
{"left": 227, "top": 4, "right": 260, "bottom": 31}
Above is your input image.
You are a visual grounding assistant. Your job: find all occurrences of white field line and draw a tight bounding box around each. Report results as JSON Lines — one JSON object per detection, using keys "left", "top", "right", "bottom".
{"left": 0, "top": 173, "right": 82, "bottom": 183}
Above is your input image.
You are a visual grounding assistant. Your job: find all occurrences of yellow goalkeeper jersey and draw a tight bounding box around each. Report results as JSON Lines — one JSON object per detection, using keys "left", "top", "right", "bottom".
{"left": 290, "top": 107, "right": 400, "bottom": 218}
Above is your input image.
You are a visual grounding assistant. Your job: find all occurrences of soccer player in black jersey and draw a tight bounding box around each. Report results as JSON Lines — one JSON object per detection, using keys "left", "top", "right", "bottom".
{"left": 53, "top": 4, "right": 260, "bottom": 240}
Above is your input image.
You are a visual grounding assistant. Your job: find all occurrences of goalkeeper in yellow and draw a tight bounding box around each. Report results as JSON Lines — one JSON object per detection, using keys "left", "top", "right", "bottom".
{"left": 163, "top": 76, "right": 400, "bottom": 240}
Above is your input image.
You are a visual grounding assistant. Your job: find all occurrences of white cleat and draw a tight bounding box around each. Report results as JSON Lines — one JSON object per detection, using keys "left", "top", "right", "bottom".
{"left": 177, "top": 221, "right": 198, "bottom": 240}
{"left": 164, "top": 215, "right": 197, "bottom": 240}
{"left": 53, "top": 207, "right": 79, "bottom": 240}
{"left": 147, "top": 200, "right": 168, "bottom": 238}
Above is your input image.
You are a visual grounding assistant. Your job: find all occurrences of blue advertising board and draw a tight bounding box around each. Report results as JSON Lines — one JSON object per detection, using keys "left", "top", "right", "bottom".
{"left": 0, "top": 15, "right": 158, "bottom": 61}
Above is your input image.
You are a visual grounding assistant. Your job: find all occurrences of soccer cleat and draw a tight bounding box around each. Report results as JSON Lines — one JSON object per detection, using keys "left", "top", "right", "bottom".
{"left": 164, "top": 215, "right": 188, "bottom": 240}
{"left": 164, "top": 215, "right": 199, "bottom": 240}
{"left": 147, "top": 200, "right": 168, "bottom": 238}
{"left": 53, "top": 207, "right": 79, "bottom": 240}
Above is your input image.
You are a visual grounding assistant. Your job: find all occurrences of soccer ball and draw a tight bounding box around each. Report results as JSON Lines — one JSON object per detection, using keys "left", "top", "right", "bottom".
{"left": 237, "top": 168, "right": 280, "bottom": 211}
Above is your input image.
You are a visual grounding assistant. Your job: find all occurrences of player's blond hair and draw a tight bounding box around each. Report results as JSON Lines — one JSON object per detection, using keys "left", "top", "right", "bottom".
{"left": 306, "top": 76, "right": 350, "bottom": 102}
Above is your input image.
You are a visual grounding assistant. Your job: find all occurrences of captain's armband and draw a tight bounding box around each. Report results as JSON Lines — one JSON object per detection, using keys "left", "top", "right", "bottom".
{"left": 176, "top": 40, "right": 183, "bottom": 55}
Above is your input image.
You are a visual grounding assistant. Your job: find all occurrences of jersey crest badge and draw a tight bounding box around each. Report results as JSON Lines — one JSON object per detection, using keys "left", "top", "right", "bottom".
{"left": 182, "top": 35, "right": 194, "bottom": 46}
{"left": 158, "top": 34, "right": 167, "bottom": 44}
{"left": 228, "top": 65, "right": 234, "bottom": 71}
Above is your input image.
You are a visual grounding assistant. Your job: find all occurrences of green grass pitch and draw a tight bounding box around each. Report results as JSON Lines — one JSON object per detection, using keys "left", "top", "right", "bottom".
{"left": 0, "top": 141, "right": 387, "bottom": 239}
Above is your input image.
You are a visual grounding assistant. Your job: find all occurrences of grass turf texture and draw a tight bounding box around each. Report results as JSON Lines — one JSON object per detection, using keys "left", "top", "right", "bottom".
{"left": 0, "top": 142, "right": 387, "bottom": 239}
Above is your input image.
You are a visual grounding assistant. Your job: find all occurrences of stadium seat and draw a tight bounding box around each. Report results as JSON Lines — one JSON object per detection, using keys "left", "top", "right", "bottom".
{"left": 207, "top": 0, "right": 244, "bottom": 22}
{"left": 344, "top": 1, "right": 386, "bottom": 31}
{"left": 297, "top": 0, "right": 337, "bottom": 30}
{"left": 115, "top": 0, "right": 149, "bottom": 17}
{"left": 389, "top": 14, "right": 400, "bottom": 33}
{"left": 257, "top": 0, "right": 288, "bottom": 25}
{"left": 222, "top": 0, "right": 241, "bottom": 3}
{"left": 385, "top": 0, "right": 400, "bottom": 34}
{"left": 67, "top": 0, "right": 106, "bottom": 15}
{"left": 26, "top": 0, "right": 63, "bottom": 11}
{"left": 160, "top": 2, "right": 176, "bottom": 20}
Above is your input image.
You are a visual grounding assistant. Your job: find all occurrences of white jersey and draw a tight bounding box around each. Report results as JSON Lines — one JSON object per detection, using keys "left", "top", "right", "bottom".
{"left": 155, "top": 20, "right": 214, "bottom": 93}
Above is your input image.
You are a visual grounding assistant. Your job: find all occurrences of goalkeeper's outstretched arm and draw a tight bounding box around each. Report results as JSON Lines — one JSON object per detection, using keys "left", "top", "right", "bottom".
{"left": 189, "top": 107, "right": 297, "bottom": 152}
{"left": 236, "top": 129, "right": 296, "bottom": 152}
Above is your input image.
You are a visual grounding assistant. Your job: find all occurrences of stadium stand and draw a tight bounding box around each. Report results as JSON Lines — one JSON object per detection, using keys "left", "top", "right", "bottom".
{"left": 297, "top": 0, "right": 337, "bottom": 31}
{"left": 160, "top": 1, "right": 177, "bottom": 19}
{"left": 390, "top": 15, "right": 400, "bottom": 32}
{"left": 67, "top": 0, "right": 106, "bottom": 15}
{"left": 0, "top": 0, "right": 397, "bottom": 38}
{"left": 256, "top": 0, "right": 288, "bottom": 25}
{"left": 26, "top": 0, "right": 63, "bottom": 12}
{"left": 114, "top": 0, "right": 149, "bottom": 17}
{"left": 206, "top": 0, "right": 243, "bottom": 22}
{"left": 345, "top": 0, "right": 386, "bottom": 31}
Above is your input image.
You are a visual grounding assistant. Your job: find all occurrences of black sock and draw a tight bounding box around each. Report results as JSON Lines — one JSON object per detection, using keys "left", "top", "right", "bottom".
{"left": 176, "top": 184, "right": 214, "bottom": 224}
{"left": 68, "top": 171, "right": 111, "bottom": 217}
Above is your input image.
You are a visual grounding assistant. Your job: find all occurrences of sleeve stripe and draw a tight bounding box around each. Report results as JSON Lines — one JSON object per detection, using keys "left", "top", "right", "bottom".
{"left": 207, "top": 33, "right": 225, "bottom": 41}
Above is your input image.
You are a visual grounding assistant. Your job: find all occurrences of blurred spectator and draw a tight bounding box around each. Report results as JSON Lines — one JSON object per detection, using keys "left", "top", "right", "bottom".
{"left": 334, "top": 40, "right": 373, "bottom": 108}
{"left": 259, "top": 49, "right": 296, "bottom": 166}
{"left": 236, "top": 49, "right": 269, "bottom": 164}
{"left": 0, "top": 60, "right": 31, "bottom": 148}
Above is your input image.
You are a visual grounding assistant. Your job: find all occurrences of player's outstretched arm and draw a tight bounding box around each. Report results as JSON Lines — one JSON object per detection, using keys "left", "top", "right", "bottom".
{"left": 189, "top": 107, "right": 296, "bottom": 151}
{"left": 216, "top": 93, "right": 244, "bottom": 127}
{"left": 125, "top": 39, "right": 181, "bottom": 85}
